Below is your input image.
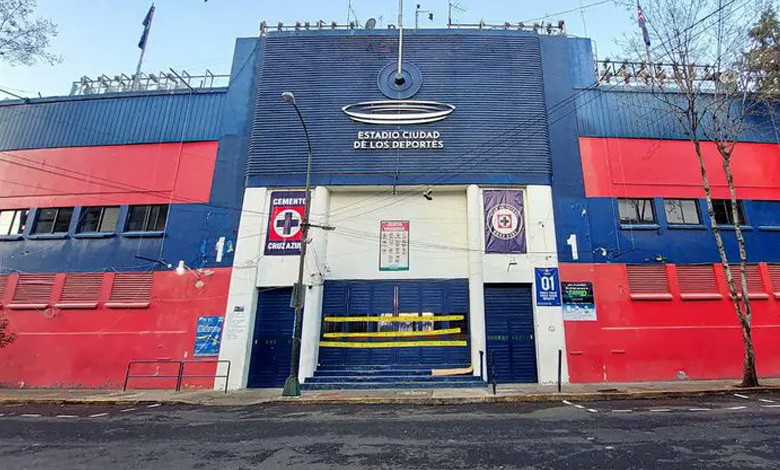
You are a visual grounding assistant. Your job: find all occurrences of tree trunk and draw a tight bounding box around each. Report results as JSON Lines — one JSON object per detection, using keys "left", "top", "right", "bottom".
{"left": 690, "top": 139, "right": 758, "bottom": 386}
{"left": 720, "top": 147, "right": 759, "bottom": 387}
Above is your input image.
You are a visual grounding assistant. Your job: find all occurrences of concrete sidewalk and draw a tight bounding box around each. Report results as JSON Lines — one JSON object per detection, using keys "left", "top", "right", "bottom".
{"left": 2, "top": 378, "right": 780, "bottom": 406}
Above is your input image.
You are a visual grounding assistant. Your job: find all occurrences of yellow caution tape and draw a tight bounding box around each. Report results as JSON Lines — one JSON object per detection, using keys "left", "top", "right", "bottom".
{"left": 324, "top": 315, "right": 465, "bottom": 323}
{"left": 323, "top": 328, "right": 461, "bottom": 339}
{"left": 319, "top": 340, "right": 468, "bottom": 348}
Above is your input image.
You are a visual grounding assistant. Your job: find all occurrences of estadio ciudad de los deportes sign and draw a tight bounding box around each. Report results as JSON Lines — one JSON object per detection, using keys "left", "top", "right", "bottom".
{"left": 344, "top": 98, "right": 454, "bottom": 150}
{"left": 354, "top": 130, "right": 444, "bottom": 150}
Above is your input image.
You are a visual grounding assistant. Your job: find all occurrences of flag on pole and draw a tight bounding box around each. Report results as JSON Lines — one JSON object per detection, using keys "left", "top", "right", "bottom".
{"left": 138, "top": 4, "right": 156, "bottom": 49}
{"left": 637, "top": 1, "right": 651, "bottom": 48}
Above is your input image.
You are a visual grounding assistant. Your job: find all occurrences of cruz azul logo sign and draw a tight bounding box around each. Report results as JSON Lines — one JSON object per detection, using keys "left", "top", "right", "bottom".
{"left": 264, "top": 191, "right": 306, "bottom": 256}
{"left": 483, "top": 190, "right": 527, "bottom": 254}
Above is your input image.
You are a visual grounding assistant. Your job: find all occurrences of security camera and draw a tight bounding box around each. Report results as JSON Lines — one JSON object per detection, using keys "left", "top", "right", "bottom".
{"left": 423, "top": 189, "right": 433, "bottom": 201}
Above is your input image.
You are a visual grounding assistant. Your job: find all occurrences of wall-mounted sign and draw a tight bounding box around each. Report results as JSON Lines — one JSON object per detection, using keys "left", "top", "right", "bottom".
{"left": 342, "top": 100, "right": 455, "bottom": 125}
{"left": 484, "top": 190, "right": 527, "bottom": 254}
{"left": 353, "top": 130, "right": 444, "bottom": 150}
{"left": 264, "top": 191, "right": 306, "bottom": 256}
{"left": 379, "top": 221, "right": 410, "bottom": 271}
{"left": 562, "top": 282, "right": 597, "bottom": 321}
{"left": 194, "top": 316, "right": 224, "bottom": 357}
{"left": 535, "top": 268, "right": 562, "bottom": 307}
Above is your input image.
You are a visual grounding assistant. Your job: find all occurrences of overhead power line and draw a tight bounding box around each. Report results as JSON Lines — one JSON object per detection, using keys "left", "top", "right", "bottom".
{"left": 521, "top": 0, "right": 614, "bottom": 23}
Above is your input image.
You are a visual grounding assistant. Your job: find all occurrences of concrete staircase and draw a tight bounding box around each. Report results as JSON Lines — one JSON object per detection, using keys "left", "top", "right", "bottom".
{"left": 302, "top": 365, "right": 486, "bottom": 390}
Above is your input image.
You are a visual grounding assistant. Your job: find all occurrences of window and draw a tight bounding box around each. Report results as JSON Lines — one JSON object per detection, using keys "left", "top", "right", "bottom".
{"left": 626, "top": 265, "right": 672, "bottom": 300}
{"left": 713, "top": 199, "right": 746, "bottom": 226}
{"left": 32, "top": 207, "right": 74, "bottom": 234}
{"left": 618, "top": 198, "right": 656, "bottom": 225}
{"left": 106, "top": 272, "right": 153, "bottom": 308}
{"left": 9, "top": 273, "right": 56, "bottom": 309}
{"left": 79, "top": 206, "right": 120, "bottom": 233}
{"left": 56, "top": 273, "right": 103, "bottom": 309}
{"left": 0, "top": 209, "right": 28, "bottom": 235}
{"left": 665, "top": 199, "right": 701, "bottom": 225}
{"left": 126, "top": 205, "right": 168, "bottom": 232}
{"left": 768, "top": 264, "right": 780, "bottom": 297}
{"left": 677, "top": 265, "right": 720, "bottom": 300}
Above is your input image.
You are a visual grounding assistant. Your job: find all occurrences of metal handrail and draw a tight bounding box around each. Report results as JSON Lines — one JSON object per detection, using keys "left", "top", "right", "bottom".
{"left": 489, "top": 351, "right": 497, "bottom": 395}
{"left": 123, "top": 359, "right": 231, "bottom": 393}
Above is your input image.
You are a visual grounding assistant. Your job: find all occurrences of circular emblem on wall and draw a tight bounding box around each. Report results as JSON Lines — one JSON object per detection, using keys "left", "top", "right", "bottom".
{"left": 488, "top": 204, "right": 523, "bottom": 240}
{"left": 377, "top": 62, "right": 423, "bottom": 99}
{"left": 272, "top": 209, "right": 303, "bottom": 239}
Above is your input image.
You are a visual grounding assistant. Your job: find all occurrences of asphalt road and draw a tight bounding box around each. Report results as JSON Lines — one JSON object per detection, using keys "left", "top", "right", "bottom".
{"left": 2, "top": 392, "right": 780, "bottom": 469}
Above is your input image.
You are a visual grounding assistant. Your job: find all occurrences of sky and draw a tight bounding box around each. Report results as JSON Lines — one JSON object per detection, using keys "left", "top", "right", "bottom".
{"left": 0, "top": 0, "right": 638, "bottom": 98}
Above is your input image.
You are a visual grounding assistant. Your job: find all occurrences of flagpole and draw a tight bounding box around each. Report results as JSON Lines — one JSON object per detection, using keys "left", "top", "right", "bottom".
{"left": 133, "top": 4, "right": 155, "bottom": 91}
{"left": 132, "top": 43, "right": 148, "bottom": 91}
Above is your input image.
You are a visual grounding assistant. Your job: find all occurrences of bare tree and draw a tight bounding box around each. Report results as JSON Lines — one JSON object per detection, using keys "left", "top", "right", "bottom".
{"left": 625, "top": 0, "right": 768, "bottom": 387}
{"left": 0, "top": 0, "right": 59, "bottom": 66}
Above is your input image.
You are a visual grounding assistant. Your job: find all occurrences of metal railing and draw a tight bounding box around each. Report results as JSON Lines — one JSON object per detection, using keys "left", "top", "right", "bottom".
{"left": 488, "top": 351, "right": 497, "bottom": 395}
{"left": 595, "top": 60, "right": 725, "bottom": 89}
{"left": 450, "top": 20, "right": 565, "bottom": 34}
{"left": 123, "top": 359, "right": 231, "bottom": 393}
{"left": 263, "top": 19, "right": 565, "bottom": 35}
{"left": 70, "top": 70, "right": 229, "bottom": 96}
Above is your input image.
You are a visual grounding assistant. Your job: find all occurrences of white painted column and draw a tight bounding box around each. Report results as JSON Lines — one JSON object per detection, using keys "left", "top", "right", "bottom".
{"left": 526, "top": 185, "right": 569, "bottom": 384}
{"left": 216, "top": 187, "right": 268, "bottom": 391}
{"left": 299, "top": 186, "right": 330, "bottom": 382}
{"left": 466, "top": 185, "right": 487, "bottom": 380}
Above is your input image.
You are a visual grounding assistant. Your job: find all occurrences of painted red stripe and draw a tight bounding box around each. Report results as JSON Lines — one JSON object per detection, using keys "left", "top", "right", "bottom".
{"left": 580, "top": 137, "right": 780, "bottom": 200}
{"left": 0, "top": 141, "right": 218, "bottom": 209}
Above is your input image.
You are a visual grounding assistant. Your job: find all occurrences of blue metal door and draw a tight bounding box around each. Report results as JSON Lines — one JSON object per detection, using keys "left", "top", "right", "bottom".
{"left": 247, "top": 288, "right": 294, "bottom": 388}
{"left": 318, "top": 280, "right": 470, "bottom": 367}
{"left": 485, "top": 284, "right": 538, "bottom": 383}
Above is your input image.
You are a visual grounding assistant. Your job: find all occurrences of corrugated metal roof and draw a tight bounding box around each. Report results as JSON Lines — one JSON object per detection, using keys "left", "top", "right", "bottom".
{"left": 576, "top": 87, "right": 779, "bottom": 143}
{"left": 247, "top": 32, "right": 552, "bottom": 183}
{"left": 0, "top": 90, "right": 226, "bottom": 150}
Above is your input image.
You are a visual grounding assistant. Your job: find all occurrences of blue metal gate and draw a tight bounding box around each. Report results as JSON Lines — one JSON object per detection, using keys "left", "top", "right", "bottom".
{"left": 247, "top": 288, "right": 294, "bottom": 388}
{"left": 318, "top": 280, "right": 470, "bottom": 367}
{"left": 485, "top": 284, "right": 538, "bottom": 383}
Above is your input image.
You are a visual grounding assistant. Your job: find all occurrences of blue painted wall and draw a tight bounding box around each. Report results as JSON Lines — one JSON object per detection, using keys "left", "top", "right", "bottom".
{"left": 0, "top": 90, "right": 226, "bottom": 151}
{"left": 545, "top": 35, "right": 595, "bottom": 264}
{"left": 246, "top": 29, "right": 554, "bottom": 187}
{"left": 552, "top": 40, "right": 780, "bottom": 265}
{"left": 0, "top": 39, "right": 259, "bottom": 274}
{"left": 586, "top": 198, "right": 780, "bottom": 264}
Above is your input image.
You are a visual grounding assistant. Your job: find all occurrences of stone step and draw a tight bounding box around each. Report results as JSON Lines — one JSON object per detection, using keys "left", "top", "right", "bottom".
{"left": 306, "top": 375, "right": 481, "bottom": 383}
{"left": 302, "top": 380, "right": 486, "bottom": 391}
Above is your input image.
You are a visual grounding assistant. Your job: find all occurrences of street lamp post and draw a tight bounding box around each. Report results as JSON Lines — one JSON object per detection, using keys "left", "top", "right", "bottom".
{"left": 281, "top": 91, "right": 314, "bottom": 397}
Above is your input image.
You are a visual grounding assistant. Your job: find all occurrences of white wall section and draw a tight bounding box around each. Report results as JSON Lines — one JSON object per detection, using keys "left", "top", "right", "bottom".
{"left": 217, "top": 187, "right": 267, "bottom": 391}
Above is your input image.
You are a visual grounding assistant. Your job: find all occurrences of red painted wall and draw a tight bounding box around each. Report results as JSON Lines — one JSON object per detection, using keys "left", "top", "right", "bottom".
{"left": 0, "top": 142, "right": 218, "bottom": 209}
{"left": 0, "top": 268, "right": 230, "bottom": 389}
{"left": 580, "top": 137, "right": 780, "bottom": 200}
{"left": 561, "top": 263, "right": 780, "bottom": 383}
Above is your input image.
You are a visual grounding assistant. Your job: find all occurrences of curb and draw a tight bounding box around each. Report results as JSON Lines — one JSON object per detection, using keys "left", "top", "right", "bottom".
{"left": 1, "top": 386, "right": 778, "bottom": 407}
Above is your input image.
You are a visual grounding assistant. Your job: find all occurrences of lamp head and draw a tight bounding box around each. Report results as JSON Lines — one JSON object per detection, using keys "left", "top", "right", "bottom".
{"left": 281, "top": 91, "right": 296, "bottom": 105}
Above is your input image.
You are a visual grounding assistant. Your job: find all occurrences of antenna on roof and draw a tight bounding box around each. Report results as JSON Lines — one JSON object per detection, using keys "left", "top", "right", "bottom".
{"left": 448, "top": 1, "right": 466, "bottom": 28}
{"left": 347, "top": 0, "right": 361, "bottom": 27}
{"left": 365, "top": 17, "right": 377, "bottom": 29}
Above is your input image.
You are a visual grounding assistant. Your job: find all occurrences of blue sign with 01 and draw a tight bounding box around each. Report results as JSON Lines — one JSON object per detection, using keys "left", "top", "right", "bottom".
{"left": 535, "top": 267, "right": 562, "bottom": 307}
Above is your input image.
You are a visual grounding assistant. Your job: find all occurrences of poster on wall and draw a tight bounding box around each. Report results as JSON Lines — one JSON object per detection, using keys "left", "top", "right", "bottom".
{"left": 561, "top": 282, "right": 597, "bottom": 321}
{"left": 379, "top": 220, "right": 410, "bottom": 271}
{"left": 535, "top": 267, "right": 562, "bottom": 307}
{"left": 483, "top": 190, "right": 527, "bottom": 254}
{"left": 264, "top": 190, "right": 306, "bottom": 256}
{"left": 194, "top": 316, "right": 224, "bottom": 357}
